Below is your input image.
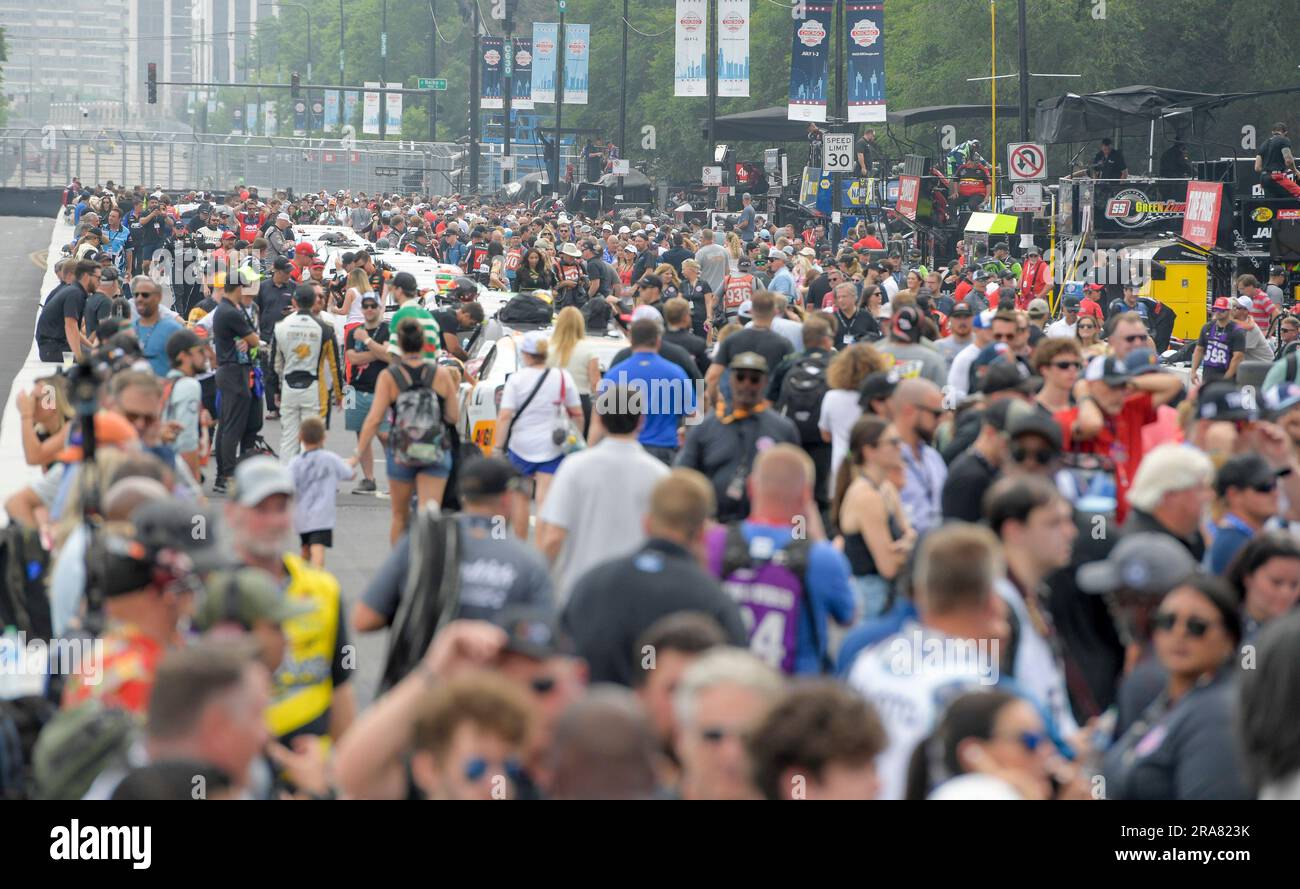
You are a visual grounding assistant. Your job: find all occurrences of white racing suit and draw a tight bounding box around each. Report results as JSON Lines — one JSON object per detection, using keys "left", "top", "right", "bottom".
{"left": 274, "top": 311, "right": 342, "bottom": 460}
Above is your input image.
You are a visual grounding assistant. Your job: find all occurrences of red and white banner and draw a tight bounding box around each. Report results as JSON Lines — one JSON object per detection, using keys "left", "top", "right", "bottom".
{"left": 897, "top": 175, "right": 921, "bottom": 220}
{"left": 1181, "top": 180, "right": 1223, "bottom": 248}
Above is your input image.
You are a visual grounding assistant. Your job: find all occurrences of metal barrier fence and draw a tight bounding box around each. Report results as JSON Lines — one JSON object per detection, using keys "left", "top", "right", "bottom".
{"left": 0, "top": 127, "right": 577, "bottom": 196}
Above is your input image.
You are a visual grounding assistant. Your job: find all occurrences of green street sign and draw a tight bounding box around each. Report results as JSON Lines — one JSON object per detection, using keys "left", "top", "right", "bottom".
{"left": 418, "top": 78, "right": 448, "bottom": 91}
{"left": 558, "top": 0, "right": 567, "bottom": 10}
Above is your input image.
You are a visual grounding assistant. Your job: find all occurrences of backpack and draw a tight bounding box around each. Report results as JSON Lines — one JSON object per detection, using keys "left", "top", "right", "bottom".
{"left": 775, "top": 353, "right": 831, "bottom": 444}
{"left": 388, "top": 363, "right": 445, "bottom": 468}
{"left": 0, "top": 696, "right": 58, "bottom": 800}
{"left": 500, "top": 292, "right": 555, "bottom": 325}
{"left": 703, "top": 524, "right": 827, "bottom": 675}
{"left": 379, "top": 506, "right": 462, "bottom": 693}
{"left": 0, "top": 525, "right": 53, "bottom": 640}
{"left": 32, "top": 701, "right": 139, "bottom": 800}
{"left": 581, "top": 296, "right": 612, "bottom": 333}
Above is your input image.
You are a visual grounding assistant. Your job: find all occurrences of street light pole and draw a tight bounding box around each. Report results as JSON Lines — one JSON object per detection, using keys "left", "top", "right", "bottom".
{"left": 619, "top": 0, "right": 627, "bottom": 163}
{"left": 339, "top": 0, "right": 346, "bottom": 87}
{"left": 469, "top": 1, "right": 481, "bottom": 190}
{"left": 380, "top": 0, "right": 388, "bottom": 140}
{"left": 503, "top": 7, "right": 515, "bottom": 184}
{"left": 706, "top": 0, "right": 716, "bottom": 180}
{"left": 429, "top": 0, "right": 438, "bottom": 142}
{"left": 553, "top": 7, "right": 566, "bottom": 197}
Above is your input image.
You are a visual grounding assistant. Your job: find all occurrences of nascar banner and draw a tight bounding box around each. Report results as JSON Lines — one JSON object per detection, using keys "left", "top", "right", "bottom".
{"left": 264, "top": 103, "right": 278, "bottom": 137}
{"left": 788, "top": 2, "right": 832, "bottom": 122}
{"left": 512, "top": 37, "right": 534, "bottom": 110}
{"left": 846, "top": 1, "right": 887, "bottom": 122}
{"left": 293, "top": 98, "right": 307, "bottom": 135}
{"left": 343, "top": 90, "right": 358, "bottom": 128}
{"left": 717, "top": 0, "right": 750, "bottom": 98}
{"left": 385, "top": 88, "right": 403, "bottom": 134}
{"left": 245, "top": 103, "right": 258, "bottom": 135}
{"left": 532, "top": 23, "right": 558, "bottom": 104}
{"left": 564, "top": 24, "right": 590, "bottom": 105}
{"left": 362, "top": 83, "right": 381, "bottom": 134}
{"left": 231, "top": 105, "right": 246, "bottom": 135}
{"left": 675, "top": 0, "right": 707, "bottom": 97}
{"left": 323, "top": 90, "right": 340, "bottom": 130}
{"left": 481, "top": 37, "right": 505, "bottom": 110}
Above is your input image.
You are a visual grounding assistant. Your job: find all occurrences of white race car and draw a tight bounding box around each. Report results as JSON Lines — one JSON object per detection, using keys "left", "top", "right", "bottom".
{"left": 459, "top": 325, "right": 629, "bottom": 456}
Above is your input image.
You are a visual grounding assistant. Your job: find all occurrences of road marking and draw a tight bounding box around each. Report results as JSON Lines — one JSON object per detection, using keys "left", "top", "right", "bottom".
{"left": 29, "top": 250, "right": 48, "bottom": 270}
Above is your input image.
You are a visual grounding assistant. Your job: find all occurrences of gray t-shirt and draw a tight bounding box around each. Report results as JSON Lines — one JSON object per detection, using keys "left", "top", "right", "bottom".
{"left": 1242, "top": 323, "right": 1276, "bottom": 363}
{"left": 934, "top": 334, "right": 974, "bottom": 368}
{"left": 163, "top": 371, "right": 202, "bottom": 454}
{"left": 539, "top": 438, "right": 670, "bottom": 602}
{"left": 878, "top": 340, "right": 949, "bottom": 388}
{"left": 362, "top": 514, "right": 554, "bottom": 621}
{"left": 695, "top": 243, "right": 731, "bottom": 294}
{"left": 736, "top": 205, "right": 757, "bottom": 242}
{"left": 288, "top": 448, "right": 356, "bottom": 534}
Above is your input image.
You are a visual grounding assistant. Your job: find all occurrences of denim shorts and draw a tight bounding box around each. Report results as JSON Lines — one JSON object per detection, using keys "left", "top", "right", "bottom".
{"left": 850, "top": 574, "right": 893, "bottom": 622}
{"left": 506, "top": 449, "right": 564, "bottom": 477}
{"left": 385, "top": 448, "right": 453, "bottom": 482}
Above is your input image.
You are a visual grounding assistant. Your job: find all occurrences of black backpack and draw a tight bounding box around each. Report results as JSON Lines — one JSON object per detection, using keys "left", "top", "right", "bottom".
{"left": 379, "top": 506, "right": 462, "bottom": 693}
{"left": 776, "top": 353, "right": 831, "bottom": 444}
{"left": 0, "top": 525, "right": 52, "bottom": 640}
{"left": 499, "top": 292, "right": 554, "bottom": 325}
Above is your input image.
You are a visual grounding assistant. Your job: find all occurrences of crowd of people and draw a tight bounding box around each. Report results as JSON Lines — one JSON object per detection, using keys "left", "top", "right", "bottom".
{"left": 3, "top": 173, "right": 1300, "bottom": 802}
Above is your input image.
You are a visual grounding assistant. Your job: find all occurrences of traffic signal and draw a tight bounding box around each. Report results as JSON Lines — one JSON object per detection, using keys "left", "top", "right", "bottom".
{"left": 291, "top": 72, "right": 300, "bottom": 98}
{"left": 147, "top": 63, "right": 157, "bottom": 104}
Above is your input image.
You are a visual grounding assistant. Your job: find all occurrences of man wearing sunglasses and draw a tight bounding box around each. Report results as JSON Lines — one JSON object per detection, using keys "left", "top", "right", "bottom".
{"left": 1057, "top": 354, "right": 1183, "bottom": 522}
{"left": 1045, "top": 294, "right": 1082, "bottom": 340}
{"left": 1191, "top": 297, "right": 1245, "bottom": 384}
{"left": 1206, "top": 454, "right": 1283, "bottom": 574}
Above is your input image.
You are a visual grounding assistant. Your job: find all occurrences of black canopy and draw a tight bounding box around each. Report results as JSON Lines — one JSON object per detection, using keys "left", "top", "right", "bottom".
{"left": 1034, "top": 84, "right": 1300, "bottom": 143}
{"left": 596, "top": 168, "right": 652, "bottom": 189}
{"left": 885, "top": 104, "right": 1017, "bottom": 128}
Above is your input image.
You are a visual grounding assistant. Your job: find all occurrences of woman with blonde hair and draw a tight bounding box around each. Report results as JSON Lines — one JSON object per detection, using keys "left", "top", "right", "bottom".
{"left": 547, "top": 305, "right": 603, "bottom": 434}
{"left": 16, "top": 375, "right": 74, "bottom": 469}
{"left": 725, "top": 231, "right": 743, "bottom": 269}
{"left": 339, "top": 266, "right": 372, "bottom": 329}
{"left": 654, "top": 262, "right": 682, "bottom": 302}
{"left": 1075, "top": 315, "right": 1106, "bottom": 357}
{"left": 818, "top": 343, "right": 887, "bottom": 500}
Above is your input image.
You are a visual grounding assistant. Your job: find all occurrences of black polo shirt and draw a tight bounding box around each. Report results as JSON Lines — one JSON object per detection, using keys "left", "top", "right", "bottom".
{"left": 560, "top": 538, "right": 748, "bottom": 686}
{"left": 1092, "top": 148, "right": 1128, "bottom": 179}
{"left": 212, "top": 299, "right": 256, "bottom": 367}
{"left": 35, "top": 282, "right": 89, "bottom": 348}
{"left": 941, "top": 448, "right": 1000, "bottom": 523}
{"left": 712, "top": 327, "right": 794, "bottom": 375}
{"left": 255, "top": 278, "right": 296, "bottom": 340}
{"left": 832, "top": 308, "right": 882, "bottom": 348}
{"left": 664, "top": 328, "right": 710, "bottom": 376}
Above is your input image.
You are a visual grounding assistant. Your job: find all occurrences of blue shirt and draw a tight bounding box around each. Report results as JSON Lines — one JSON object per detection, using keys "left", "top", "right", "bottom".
{"left": 737, "top": 522, "right": 855, "bottom": 675}
{"left": 768, "top": 266, "right": 797, "bottom": 300}
{"left": 602, "top": 351, "right": 695, "bottom": 449}
{"left": 134, "top": 315, "right": 186, "bottom": 377}
{"left": 836, "top": 597, "right": 918, "bottom": 677}
{"left": 1206, "top": 514, "right": 1255, "bottom": 575}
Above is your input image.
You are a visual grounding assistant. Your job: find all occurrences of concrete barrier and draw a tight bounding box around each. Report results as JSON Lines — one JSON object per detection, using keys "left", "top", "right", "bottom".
{"left": 0, "top": 212, "right": 75, "bottom": 527}
{"left": 0, "top": 188, "right": 66, "bottom": 218}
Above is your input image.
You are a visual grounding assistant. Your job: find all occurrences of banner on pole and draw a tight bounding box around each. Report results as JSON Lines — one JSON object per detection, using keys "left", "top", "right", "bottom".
{"left": 788, "top": 2, "right": 833, "bottom": 122}
{"left": 532, "top": 23, "right": 558, "bottom": 104}
{"left": 264, "top": 104, "right": 277, "bottom": 137}
{"left": 244, "top": 103, "right": 257, "bottom": 135}
{"left": 1182, "top": 181, "right": 1224, "bottom": 248}
{"left": 564, "top": 24, "right": 590, "bottom": 105}
{"left": 343, "top": 90, "right": 358, "bottom": 128}
{"left": 310, "top": 95, "right": 325, "bottom": 132}
{"left": 675, "top": 0, "right": 707, "bottom": 97}
{"left": 513, "top": 38, "right": 534, "bottom": 109}
{"left": 481, "top": 37, "right": 504, "bottom": 110}
{"left": 324, "top": 90, "right": 340, "bottom": 129}
{"left": 293, "top": 98, "right": 307, "bottom": 136}
{"left": 386, "top": 89, "right": 403, "bottom": 134}
{"left": 846, "top": 1, "right": 887, "bottom": 123}
{"left": 717, "top": 0, "right": 750, "bottom": 98}
{"left": 232, "top": 105, "right": 245, "bottom": 135}
{"left": 363, "top": 83, "right": 381, "bottom": 134}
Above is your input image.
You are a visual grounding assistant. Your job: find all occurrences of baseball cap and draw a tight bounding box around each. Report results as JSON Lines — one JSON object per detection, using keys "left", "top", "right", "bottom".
{"left": 1084, "top": 282, "right": 1104, "bottom": 292}
{"left": 165, "top": 327, "right": 203, "bottom": 365}
{"left": 1215, "top": 453, "right": 1284, "bottom": 497}
{"left": 1212, "top": 296, "right": 1232, "bottom": 312}
{"left": 1062, "top": 294, "right": 1082, "bottom": 311}
{"left": 1269, "top": 265, "right": 1286, "bottom": 276}
{"left": 971, "top": 269, "right": 990, "bottom": 282}
{"left": 737, "top": 257, "right": 754, "bottom": 271}
{"left": 728, "top": 351, "right": 769, "bottom": 374}
{"left": 1076, "top": 533, "right": 1198, "bottom": 597}
{"left": 1006, "top": 406, "right": 1064, "bottom": 451}
{"left": 737, "top": 300, "right": 754, "bottom": 320}
{"left": 57, "top": 411, "right": 139, "bottom": 463}
{"left": 272, "top": 256, "right": 293, "bottom": 271}
{"left": 972, "top": 309, "right": 997, "bottom": 330}
{"left": 276, "top": 212, "right": 291, "bottom": 223}
{"left": 458, "top": 456, "right": 524, "bottom": 498}
{"left": 130, "top": 500, "right": 229, "bottom": 573}
{"left": 1234, "top": 295, "right": 1254, "bottom": 310}
{"left": 859, "top": 370, "right": 899, "bottom": 409}
{"left": 294, "top": 242, "right": 315, "bottom": 256}
{"left": 231, "top": 455, "right": 295, "bottom": 507}
{"left": 495, "top": 605, "right": 571, "bottom": 659}
{"left": 192, "top": 569, "right": 314, "bottom": 630}
{"left": 1084, "top": 355, "right": 1131, "bottom": 386}
{"left": 973, "top": 342, "right": 1012, "bottom": 371}
{"left": 950, "top": 302, "right": 973, "bottom": 317}
{"left": 360, "top": 293, "right": 380, "bottom": 307}
{"left": 1196, "top": 382, "right": 1258, "bottom": 421}
{"left": 891, "top": 305, "right": 924, "bottom": 343}
{"left": 519, "top": 330, "right": 547, "bottom": 356}
{"left": 100, "top": 267, "right": 120, "bottom": 283}
{"left": 1124, "top": 348, "right": 1163, "bottom": 375}
{"left": 980, "top": 362, "right": 1041, "bottom": 396}
{"left": 637, "top": 274, "right": 663, "bottom": 290}
{"left": 1264, "top": 382, "right": 1300, "bottom": 418}
{"left": 631, "top": 305, "right": 665, "bottom": 328}
{"left": 390, "top": 271, "right": 418, "bottom": 293}
{"left": 768, "top": 248, "right": 785, "bottom": 260}
{"left": 1026, "top": 244, "right": 1041, "bottom": 256}
{"left": 799, "top": 247, "right": 816, "bottom": 257}
{"left": 310, "top": 258, "right": 325, "bottom": 269}
{"left": 1027, "top": 298, "right": 1049, "bottom": 317}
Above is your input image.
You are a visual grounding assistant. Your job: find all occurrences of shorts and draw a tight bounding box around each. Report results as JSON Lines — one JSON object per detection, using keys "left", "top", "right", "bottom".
{"left": 345, "top": 388, "right": 390, "bottom": 434}
{"left": 851, "top": 574, "right": 893, "bottom": 621}
{"left": 386, "top": 448, "right": 453, "bottom": 482}
{"left": 506, "top": 450, "right": 564, "bottom": 477}
{"left": 300, "top": 529, "right": 333, "bottom": 548}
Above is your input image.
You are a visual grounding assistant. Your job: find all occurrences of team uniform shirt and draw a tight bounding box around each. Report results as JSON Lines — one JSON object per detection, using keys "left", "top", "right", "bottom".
{"left": 1195, "top": 321, "right": 1245, "bottom": 383}
{"left": 269, "top": 555, "right": 351, "bottom": 744}
{"left": 387, "top": 303, "right": 443, "bottom": 364}
{"left": 847, "top": 620, "right": 995, "bottom": 799}
{"left": 1055, "top": 391, "right": 1156, "bottom": 523}
{"left": 274, "top": 312, "right": 339, "bottom": 416}
{"left": 718, "top": 273, "right": 756, "bottom": 325}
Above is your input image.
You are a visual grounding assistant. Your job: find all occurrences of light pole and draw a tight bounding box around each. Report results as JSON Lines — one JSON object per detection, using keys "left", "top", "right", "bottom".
{"left": 429, "top": 0, "right": 438, "bottom": 142}
{"left": 379, "top": 0, "right": 389, "bottom": 140}
{"left": 339, "top": 0, "right": 346, "bottom": 86}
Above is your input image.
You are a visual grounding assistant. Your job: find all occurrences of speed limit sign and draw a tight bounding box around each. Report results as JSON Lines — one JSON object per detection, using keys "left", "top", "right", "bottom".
{"left": 823, "top": 133, "right": 854, "bottom": 173}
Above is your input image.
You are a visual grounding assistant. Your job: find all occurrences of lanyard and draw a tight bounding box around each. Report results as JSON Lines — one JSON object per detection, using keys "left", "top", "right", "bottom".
{"left": 902, "top": 444, "right": 937, "bottom": 505}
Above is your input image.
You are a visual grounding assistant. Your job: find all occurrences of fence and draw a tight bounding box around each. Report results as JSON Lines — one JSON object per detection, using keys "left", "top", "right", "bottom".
{"left": 0, "top": 127, "right": 578, "bottom": 197}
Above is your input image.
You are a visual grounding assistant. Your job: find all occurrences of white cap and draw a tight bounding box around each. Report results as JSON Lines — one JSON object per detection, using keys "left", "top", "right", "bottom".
{"left": 738, "top": 300, "right": 754, "bottom": 318}
{"left": 618, "top": 226, "right": 631, "bottom": 234}
{"left": 1235, "top": 295, "right": 1254, "bottom": 309}
{"left": 631, "top": 305, "right": 665, "bottom": 327}
{"left": 624, "top": 244, "right": 638, "bottom": 255}
{"left": 519, "top": 330, "right": 546, "bottom": 356}
{"left": 276, "top": 212, "right": 291, "bottom": 222}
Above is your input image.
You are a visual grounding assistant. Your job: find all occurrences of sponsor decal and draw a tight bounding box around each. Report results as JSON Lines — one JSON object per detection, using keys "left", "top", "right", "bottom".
{"left": 798, "top": 20, "right": 826, "bottom": 47}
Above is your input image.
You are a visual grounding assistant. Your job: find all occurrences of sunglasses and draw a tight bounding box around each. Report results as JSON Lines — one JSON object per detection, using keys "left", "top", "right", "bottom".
{"left": 529, "top": 675, "right": 558, "bottom": 696}
{"left": 1051, "top": 361, "right": 1082, "bottom": 371}
{"left": 1122, "top": 334, "right": 1148, "bottom": 344}
{"left": 700, "top": 726, "right": 749, "bottom": 744}
{"left": 918, "top": 405, "right": 944, "bottom": 418}
{"left": 1152, "top": 611, "right": 1217, "bottom": 638}
{"left": 462, "top": 757, "right": 526, "bottom": 783}
{"left": 1010, "top": 443, "right": 1055, "bottom": 465}
{"left": 1077, "top": 323, "right": 1097, "bottom": 331}
{"left": 992, "top": 332, "right": 1017, "bottom": 342}
{"left": 120, "top": 409, "right": 157, "bottom": 427}
{"left": 1248, "top": 479, "right": 1278, "bottom": 494}
{"left": 1004, "top": 731, "right": 1048, "bottom": 752}
{"left": 733, "top": 370, "right": 765, "bottom": 385}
